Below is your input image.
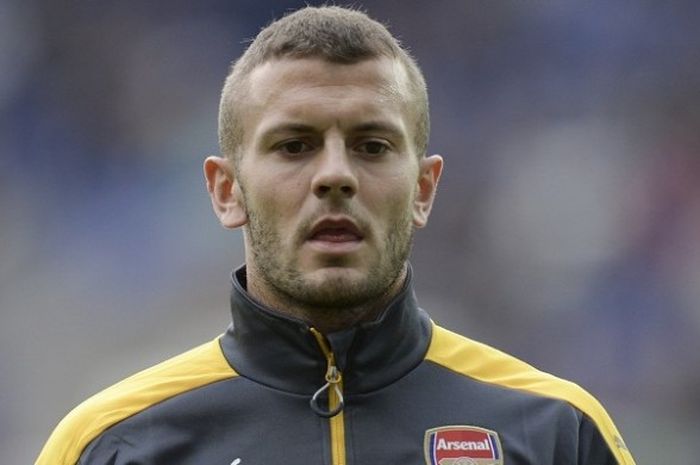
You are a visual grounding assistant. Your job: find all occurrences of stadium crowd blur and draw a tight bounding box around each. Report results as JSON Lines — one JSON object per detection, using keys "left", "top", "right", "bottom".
{"left": 1, "top": 1, "right": 698, "bottom": 463}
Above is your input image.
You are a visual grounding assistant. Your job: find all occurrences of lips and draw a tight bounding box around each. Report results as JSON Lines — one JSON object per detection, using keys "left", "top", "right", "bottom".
{"left": 308, "top": 218, "right": 364, "bottom": 243}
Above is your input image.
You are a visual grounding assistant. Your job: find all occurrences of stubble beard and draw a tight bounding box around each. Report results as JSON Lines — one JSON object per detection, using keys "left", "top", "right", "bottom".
{"left": 243, "top": 196, "right": 414, "bottom": 319}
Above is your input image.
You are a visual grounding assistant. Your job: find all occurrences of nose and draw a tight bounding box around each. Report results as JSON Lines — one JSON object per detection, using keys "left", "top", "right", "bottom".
{"left": 311, "top": 141, "right": 358, "bottom": 199}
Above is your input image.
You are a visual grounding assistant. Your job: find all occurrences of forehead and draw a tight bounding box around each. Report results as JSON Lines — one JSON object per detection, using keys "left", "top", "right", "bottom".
{"left": 240, "top": 57, "right": 413, "bottom": 137}
{"left": 250, "top": 56, "right": 409, "bottom": 98}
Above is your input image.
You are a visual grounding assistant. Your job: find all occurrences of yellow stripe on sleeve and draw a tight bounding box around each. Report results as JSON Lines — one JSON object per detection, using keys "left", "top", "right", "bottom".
{"left": 36, "top": 337, "right": 238, "bottom": 465}
{"left": 425, "top": 324, "right": 636, "bottom": 465}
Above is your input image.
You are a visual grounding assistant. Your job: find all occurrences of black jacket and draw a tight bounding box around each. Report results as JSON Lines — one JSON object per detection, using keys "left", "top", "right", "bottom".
{"left": 37, "top": 266, "right": 636, "bottom": 464}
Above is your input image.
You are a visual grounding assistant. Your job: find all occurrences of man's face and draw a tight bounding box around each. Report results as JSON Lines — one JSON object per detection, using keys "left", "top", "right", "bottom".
{"left": 213, "top": 57, "right": 441, "bottom": 312}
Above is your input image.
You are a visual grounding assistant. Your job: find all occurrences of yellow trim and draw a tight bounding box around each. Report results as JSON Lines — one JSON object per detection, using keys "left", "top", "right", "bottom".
{"left": 329, "top": 379, "right": 346, "bottom": 465}
{"left": 36, "top": 337, "right": 238, "bottom": 465}
{"left": 425, "top": 324, "right": 636, "bottom": 465}
{"left": 310, "top": 328, "right": 346, "bottom": 465}
{"left": 310, "top": 328, "right": 335, "bottom": 367}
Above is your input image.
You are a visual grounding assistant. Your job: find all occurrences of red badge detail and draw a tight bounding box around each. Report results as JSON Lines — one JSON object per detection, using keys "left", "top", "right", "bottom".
{"left": 424, "top": 426, "right": 503, "bottom": 465}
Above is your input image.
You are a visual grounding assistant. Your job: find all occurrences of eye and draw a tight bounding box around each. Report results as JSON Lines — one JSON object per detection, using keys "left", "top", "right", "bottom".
{"left": 277, "top": 140, "right": 313, "bottom": 155}
{"left": 356, "top": 140, "right": 390, "bottom": 156}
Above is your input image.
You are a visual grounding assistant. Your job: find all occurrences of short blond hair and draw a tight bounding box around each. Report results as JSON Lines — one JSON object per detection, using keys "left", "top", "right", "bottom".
{"left": 218, "top": 6, "right": 429, "bottom": 162}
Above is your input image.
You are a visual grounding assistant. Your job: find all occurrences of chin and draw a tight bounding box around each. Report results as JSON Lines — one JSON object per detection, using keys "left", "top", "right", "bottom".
{"left": 304, "top": 267, "right": 368, "bottom": 294}
{"left": 307, "top": 266, "right": 365, "bottom": 284}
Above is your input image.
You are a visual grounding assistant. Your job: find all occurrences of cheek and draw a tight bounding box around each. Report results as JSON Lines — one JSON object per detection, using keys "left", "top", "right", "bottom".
{"left": 364, "top": 176, "right": 416, "bottom": 220}
{"left": 249, "top": 177, "right": 309, "bottom": 238}
{"left": 243, "top": 165, "right": 298, "bottom": 210}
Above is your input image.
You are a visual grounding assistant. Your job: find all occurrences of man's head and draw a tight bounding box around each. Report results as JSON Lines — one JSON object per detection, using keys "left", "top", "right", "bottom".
{"left": 218, "top": 6, "right": 430, "bottom": 163}
{"left": 205, "top": 6, "right": 442, "bottom": 331}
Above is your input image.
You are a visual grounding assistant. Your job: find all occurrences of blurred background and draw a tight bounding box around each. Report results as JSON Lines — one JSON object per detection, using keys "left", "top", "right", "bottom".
{"left": 2, "top": 0, "right": 699, "bottom": 463}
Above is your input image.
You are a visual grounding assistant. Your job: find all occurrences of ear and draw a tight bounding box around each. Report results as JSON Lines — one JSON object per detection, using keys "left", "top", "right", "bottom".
{"left": 203, "top": 156, "right": 248, "bottom": 229}
{"left": 412, "top": 154, "right": 443, "bottom": 228}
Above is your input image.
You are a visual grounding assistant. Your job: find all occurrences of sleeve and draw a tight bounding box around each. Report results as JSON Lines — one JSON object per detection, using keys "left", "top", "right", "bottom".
{"left": 77, "top": 434, "right": 122, "bottom": 465}
{"left": 36, "top": 338, "right": 235, "bottom": 465}
{"left": 35, "top": 420, "right": 118, "bottom": 465}
{"left": 578, "top": 413, "right": 631, "bottom": 465}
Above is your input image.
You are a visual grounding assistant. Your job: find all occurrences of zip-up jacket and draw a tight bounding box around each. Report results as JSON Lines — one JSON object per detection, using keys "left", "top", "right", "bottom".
{"left": 37, "top": 266, "right": 636, "bottom": 465}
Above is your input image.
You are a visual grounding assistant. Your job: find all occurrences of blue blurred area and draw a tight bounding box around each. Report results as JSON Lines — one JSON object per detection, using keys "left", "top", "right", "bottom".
{"left": 2, "top": 1, "right": 699, "bottom": 462}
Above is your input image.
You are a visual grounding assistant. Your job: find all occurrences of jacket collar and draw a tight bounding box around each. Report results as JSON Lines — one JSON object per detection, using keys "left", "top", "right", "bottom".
{"left": 219, "top": 264, "right": 432, "bottom": 395}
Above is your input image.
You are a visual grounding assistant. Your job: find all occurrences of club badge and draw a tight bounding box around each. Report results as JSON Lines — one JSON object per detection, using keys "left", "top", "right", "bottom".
{"left": 424, "top": 425, "right": 503, "bottom": 465}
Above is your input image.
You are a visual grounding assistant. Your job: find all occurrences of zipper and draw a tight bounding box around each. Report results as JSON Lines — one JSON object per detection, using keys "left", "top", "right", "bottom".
{"left": 309, "top": 328, "right": 346, "bottom": 465}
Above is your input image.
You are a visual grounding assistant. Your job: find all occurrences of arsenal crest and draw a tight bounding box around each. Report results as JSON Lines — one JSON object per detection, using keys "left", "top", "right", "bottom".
{"left": 424, "top": 425, "right": 503, "bottom": 465}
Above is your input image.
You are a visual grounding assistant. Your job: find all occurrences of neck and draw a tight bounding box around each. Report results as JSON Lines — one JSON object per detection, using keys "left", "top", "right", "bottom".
{"left": 245, "top": 267, "right": 408, "bottom": 334}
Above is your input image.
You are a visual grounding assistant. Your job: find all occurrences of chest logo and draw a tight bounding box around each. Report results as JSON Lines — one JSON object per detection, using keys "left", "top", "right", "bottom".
{"left": 424, "top": 425, "right": 503, "bottom": 465}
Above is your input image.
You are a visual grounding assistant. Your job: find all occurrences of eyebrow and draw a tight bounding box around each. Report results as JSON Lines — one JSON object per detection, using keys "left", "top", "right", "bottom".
{"left": 257, "top": 123, "right": 316, "bottom": 143}
{"left": 350, "top": 121, "right": 404, "bottom": 137}
{"left": 256, "top": 119, "right": 408, "bottom": 153}
{"left": 264, "top": 123, "right": 316, "bottom": 134}
{"left": 260, "top": 120, "right": 404, "bottom": 138}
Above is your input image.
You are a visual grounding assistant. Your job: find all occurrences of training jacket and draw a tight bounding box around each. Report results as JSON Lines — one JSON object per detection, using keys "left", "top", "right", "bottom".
{"left": 37, "top": 266, "right": 636, "bottom": 465}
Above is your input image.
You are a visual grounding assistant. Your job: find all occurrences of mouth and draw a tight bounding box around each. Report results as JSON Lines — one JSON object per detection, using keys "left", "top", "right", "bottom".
{"left": 306, "top": 217, "right": 364, "bottom": 250}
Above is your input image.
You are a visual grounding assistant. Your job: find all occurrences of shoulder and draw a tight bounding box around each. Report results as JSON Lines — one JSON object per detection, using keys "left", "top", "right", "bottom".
{"left": 426, "top": 324, "right": 593, "bottom": 408}
{"left": 425, "top": 323, "right": 635, "bottom": 465}
{"left": 36, "top": 337, "right": 238, "bottom": 465}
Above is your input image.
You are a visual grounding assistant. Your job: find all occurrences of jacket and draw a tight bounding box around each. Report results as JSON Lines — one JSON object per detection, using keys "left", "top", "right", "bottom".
{"left": 37, "top": 265, "right": 636, "bottom": 464}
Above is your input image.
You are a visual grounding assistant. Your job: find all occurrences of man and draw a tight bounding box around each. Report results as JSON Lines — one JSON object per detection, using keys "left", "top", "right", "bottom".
{"left": 37, "top": 6, "right": 636, "bottom": 465}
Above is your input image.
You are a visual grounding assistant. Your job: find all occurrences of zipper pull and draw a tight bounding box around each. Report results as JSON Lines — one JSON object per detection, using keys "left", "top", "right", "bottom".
{"left": 309, "top": 328, "right": 345, "bottom": 418}
{"left": 310, "top": 364, "right": 344, "bottom": 418}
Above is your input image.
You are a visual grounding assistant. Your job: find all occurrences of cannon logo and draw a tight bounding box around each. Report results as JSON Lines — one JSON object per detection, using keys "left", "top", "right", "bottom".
{"left": 424, "top": 426, "right": 503, "bottom": 465}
